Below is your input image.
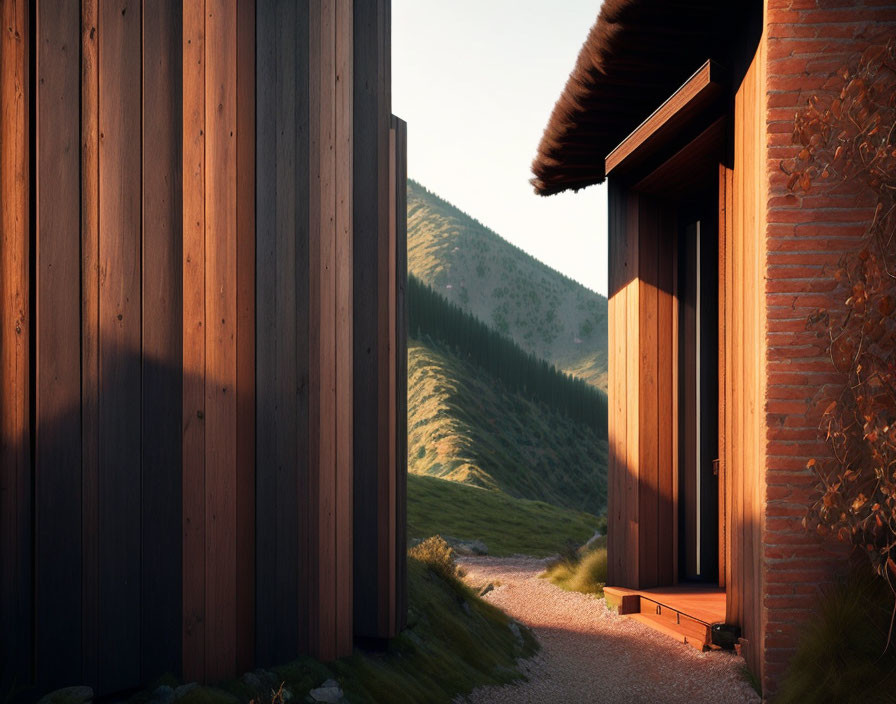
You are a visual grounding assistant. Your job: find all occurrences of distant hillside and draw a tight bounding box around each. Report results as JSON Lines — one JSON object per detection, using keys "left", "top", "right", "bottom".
{"left": 408, "top": 337, "right": 608, "bottom": 516}
{"left": 408, "top": 275, "right": 607, "bottom": 432}
{"left": 407, "top": 180, "right": 609, "bottom": 390}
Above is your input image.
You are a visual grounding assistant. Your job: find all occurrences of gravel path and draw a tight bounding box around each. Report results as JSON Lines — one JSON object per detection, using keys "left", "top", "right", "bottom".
{"left": 457, "top": 556, "right": 760, "bottom": 704}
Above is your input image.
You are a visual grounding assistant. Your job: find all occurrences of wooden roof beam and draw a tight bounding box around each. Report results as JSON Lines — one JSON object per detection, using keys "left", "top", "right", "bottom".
{"left": 605, "top": 60, "right": 724, "bottom": 177}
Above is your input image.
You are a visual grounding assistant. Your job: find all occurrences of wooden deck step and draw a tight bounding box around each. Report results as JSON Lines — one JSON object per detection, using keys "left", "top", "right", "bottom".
{"left": 639, "top": 596, "right": 710, "bottom": 647}
{"left": 605, "top": 584, "right": 724, "bottom": 652}
{"left": 629, "top": 612, "right": 711, "bottom": 651}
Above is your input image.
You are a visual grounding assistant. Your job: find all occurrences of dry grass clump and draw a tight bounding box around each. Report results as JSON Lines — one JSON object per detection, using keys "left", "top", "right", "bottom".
{"left": 409, "top": 535, "right": 466, "bottom": 583}
{"left": 775, "top": 564, "right": 896, "bottom": 704}
{"left": 541, "top": 538, "right": 608, "bottom": 596}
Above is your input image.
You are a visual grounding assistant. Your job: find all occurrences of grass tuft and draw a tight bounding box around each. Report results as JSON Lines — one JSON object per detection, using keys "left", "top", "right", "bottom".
{"left": 775, "top": 563, "right": 896, "bottom": 704}
{"left": 541, "top": 538, "right": 608, "bottom": 596}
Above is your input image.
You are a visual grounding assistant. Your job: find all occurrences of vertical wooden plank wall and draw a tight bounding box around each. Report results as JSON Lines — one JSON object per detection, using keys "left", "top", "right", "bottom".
{"left": 22, "top": 0, "right": 186, "bottom": 694}
{"left": 35, "top": 0, "right": 83, "bottom": 688}
{"left": 308, "top": 0, "right": 354, "bottom": 660}
{"left": 0, "top": 0, "right": 31, "bottom": 688}
{"left": 724, "top": 27, "right": 767, "bottom": 677}
{"left": 97, "top": 0, "right": 142, "bottom": 688}
{"left": 141, "top": 0, "right": 184, "bottom": 683}
{"left": 255, "top": 0, "right": 306, "bottom": 666}
{"left": 607, "top": 179, "right": 629, "bottom": 587}
{"left": 606, "top": 184, "right": 676, "bottom": 590}
{"left": 255, "top": 0, "right": 355, "bottom": 663}
{"left": 353, "top": 0, "right": 398, "bottom": 640}
{"left": 181, "top": 0, "right": 255, "bottom": 682}
{"left": 1, "top": 0, "right": 402, "bottom": 691}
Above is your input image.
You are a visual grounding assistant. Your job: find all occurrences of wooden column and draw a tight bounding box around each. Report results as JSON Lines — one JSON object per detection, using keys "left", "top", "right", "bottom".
{"left": 0, "top": 0, "right": 31, "bottom": 690}
{"left": 606, "top": 184, "right": 677, "bottom": 590}
{"left": 352, "top": 0, "right": 398, "bottom": 641}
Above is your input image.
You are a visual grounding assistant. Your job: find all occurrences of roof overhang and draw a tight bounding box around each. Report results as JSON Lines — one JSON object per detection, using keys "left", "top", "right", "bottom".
{"left": 530, "top": 0, "right": 759, "bottom": 196}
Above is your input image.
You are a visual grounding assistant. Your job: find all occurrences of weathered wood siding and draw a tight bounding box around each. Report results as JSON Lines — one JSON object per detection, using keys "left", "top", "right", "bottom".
{"left": 722, "top": 26, "right": 766, "bottom": 679}
{"left": 607, "top": 186, "right": 677, "bottom": 590}
{"left": 0, "top": 0, "right": 31, "bottom": 690}
{"left": 255, "top": 0, "right": 355, "bottom": 663}
{"left": 0, "top": 0, "right": 403, "bottom": 696}
{"left": 352, "top": 0, "right": 405, "bottom": 640}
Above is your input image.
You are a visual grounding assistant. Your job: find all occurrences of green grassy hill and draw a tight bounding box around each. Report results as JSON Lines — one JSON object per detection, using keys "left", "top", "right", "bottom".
{"left": 408, "top": 337, "right": 608, "bottom": 516}
{"left": 407, "top": 180, "right": 609, "bottom": 390}
{"left": 408, "top": 474, "right": 600, "bottom": 557}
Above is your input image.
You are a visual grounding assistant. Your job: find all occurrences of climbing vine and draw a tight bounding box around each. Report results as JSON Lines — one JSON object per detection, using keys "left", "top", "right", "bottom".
{"left": 784, "top": 39, "right": 896, "bottom": 585}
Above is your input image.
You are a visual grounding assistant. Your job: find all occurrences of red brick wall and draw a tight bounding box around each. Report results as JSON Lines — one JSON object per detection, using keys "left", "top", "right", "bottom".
{"left": 762, "top": 0, "right": 896, "bottom": 695}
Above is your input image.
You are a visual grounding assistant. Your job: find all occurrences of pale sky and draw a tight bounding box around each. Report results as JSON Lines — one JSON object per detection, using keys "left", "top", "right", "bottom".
{"left": 392, "top": 0, "right": 608, "bottom": 297}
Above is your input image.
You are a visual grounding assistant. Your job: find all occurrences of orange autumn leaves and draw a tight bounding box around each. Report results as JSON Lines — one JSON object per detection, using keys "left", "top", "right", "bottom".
{"left": 785, "top": 39, "right": 896, "bottom": 582}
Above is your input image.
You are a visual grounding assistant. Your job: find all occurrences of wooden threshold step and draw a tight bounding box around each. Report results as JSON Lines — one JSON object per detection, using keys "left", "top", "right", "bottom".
{"left": 628, "top": 612, "right": 713, "bottom": 652}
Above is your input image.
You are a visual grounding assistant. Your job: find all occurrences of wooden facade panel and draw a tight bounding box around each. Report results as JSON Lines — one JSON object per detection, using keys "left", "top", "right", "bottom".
{"left": 80, "top": 0, "right": 100, "bottom": 687}
{"left": 204, "top": 0, "right": 239, "bottom": 680}
{"left": 723, "top": 29, "right": 766, "bottom": 677}
{"left": 34, "top": 0, "right": 83, "bottom": 687}
{"left": 235, "top": 0, "right": 256, "bottom": 674}
{"left": 656, "top": 207, "right": 676, "bottom": 587}
{"left": 141, "top": 0, "right": 183, "bottom": 681}
{"left": 608, "top": 184, "right": 678, "bottom": 591}
{"left": 97, "top": 0, "right": 143, "bottom": 688}
{"left": 255, "top": 0, "right": 304, "bottom": 666}
{"left": 334, "top": 0, "right": 354, "bottom": 652}
{"left": 607, "top": 179, "right": 628, "bottom": 587}
{"left": 0, "top": 0, "right": 31, "bottom": 687}
{"left": 181, "top": 0, "right": 207, "bottom": 681}
{"left": 638, "top": 197, "right": 659, "bottom": 588}
{"left": 352, "top": 0, "right": 407, "bottom": 641}
{"left": 392, "top": 115, "right": 408, "bottom": 631}
{"left": 3, "top": 0, "right": 401, "bottom": 692}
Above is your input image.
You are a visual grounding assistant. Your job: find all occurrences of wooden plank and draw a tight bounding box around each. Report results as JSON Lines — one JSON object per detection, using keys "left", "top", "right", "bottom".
{"left": 80, "top": 0, "right": 100, "bottom": 687}
{"left": 625, "top": 190, "right": 640, "bottom": 588}
{"left": 606, "top": 178, "right": 627, "bottom": 587}
{"left": 316, "top": 0, "right": 338, "bottom": 659}
{"left": 141, "top": 0, "right": 183, "bottom": 682}
{"left": 307, "top": 0, "right": 324, "bottom": 658}
{"left": 383, "top": 123, "right": 397, "bottom": 635}
{"left": 34, "top": 0, "right": 83, "bottom": 687}
{"left": 204, "top": 0, "right": 239, "bottom": 680}
{"left": 0, "top": 0, "right": 32, "bottom": 688}
{"left": 657, "top": 204, "right": 675, "bottom": 586}
{"left": 351, "top": 0, "right": 381, "bottom": 639}
{"left": 294, "top": 2, "right": 312, "bottom": 655}
{"left": 334, "top": 0, "right": 354, "bottom": 654}
{"left": 671, "top": 215, "right": 679, "bottom": 584}
{"left": 392, "top": 115, "right": 408, "bottom": 631}
{"left": 255, "top": 0, "right": 290, "bottom": 665}
{"left": 606, "top": 60, "right": 723, "bottom": 175}
{"left": 97, "top": 0, "right": 143, "bottom": 689}
{"left": 255, "top": 0, "right": 311, "bottom": 664}
{"left": 235, "top": 0, "right": 256, "bottom": 673}
{"left": 638, "top": 197, "right": 659, "bottom": 588}
{"left": 181, "top": 0, "right": 207, "bottom": 681}
{"left": 717, "top": 162, "right": 729, "bottom": 590}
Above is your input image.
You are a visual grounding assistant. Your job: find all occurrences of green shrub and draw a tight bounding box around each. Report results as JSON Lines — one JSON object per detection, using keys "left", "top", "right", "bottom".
{"left": 775, "top": 564, "right": 896, "bottom": 704}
